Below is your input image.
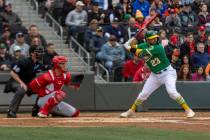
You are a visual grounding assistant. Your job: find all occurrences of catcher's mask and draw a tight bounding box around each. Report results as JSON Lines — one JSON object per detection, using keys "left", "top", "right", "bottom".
{"left": 29, "top": 45, "right": 45, "bottom": 62}
{"left": 52, "top": 55, "right": 68, "bottom": 72}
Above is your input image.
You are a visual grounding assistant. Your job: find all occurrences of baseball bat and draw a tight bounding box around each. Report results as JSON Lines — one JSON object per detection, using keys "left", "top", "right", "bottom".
{"left": 135, "top": 13, "right": 159, "bottom": 39}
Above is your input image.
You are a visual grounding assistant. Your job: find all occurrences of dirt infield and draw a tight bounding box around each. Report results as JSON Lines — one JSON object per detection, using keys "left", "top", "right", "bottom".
{"left": 1, "top": 111, "right": 210, "bottom": 132}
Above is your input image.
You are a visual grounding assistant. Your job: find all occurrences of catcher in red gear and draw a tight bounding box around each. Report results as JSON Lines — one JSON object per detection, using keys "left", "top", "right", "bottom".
{"left": 29, "top": 56, "right": 83, "bottom": 118}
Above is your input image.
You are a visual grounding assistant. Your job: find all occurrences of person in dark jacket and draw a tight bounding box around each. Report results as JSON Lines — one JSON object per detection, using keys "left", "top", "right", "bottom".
{"left": 5, "top": 46, "right": 44, "bottom": 118}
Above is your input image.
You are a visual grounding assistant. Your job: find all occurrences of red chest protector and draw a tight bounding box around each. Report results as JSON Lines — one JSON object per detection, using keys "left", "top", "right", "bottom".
{"left": 44, "top": 70, "right": 68, "bottom": 95}
{"left": 30, "top": 70, "right": 71, "bottom": 97}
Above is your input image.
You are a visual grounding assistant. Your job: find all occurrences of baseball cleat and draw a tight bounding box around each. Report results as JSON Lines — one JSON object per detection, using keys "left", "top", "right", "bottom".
{"left": 185, "top": 109, "right": 195, "bottom": 118}
{"left": 38, "top": 112, "right": 48, "bottom": 118}
{"left": 120, "top": 109, "right": 135, "bottom": 118}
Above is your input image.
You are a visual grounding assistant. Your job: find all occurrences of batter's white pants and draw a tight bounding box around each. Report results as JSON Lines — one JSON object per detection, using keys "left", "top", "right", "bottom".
{"left": 137, "top": 65, "right": 181, "bottom": 101}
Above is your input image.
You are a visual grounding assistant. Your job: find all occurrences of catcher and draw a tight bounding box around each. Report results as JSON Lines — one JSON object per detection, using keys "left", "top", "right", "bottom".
{"left": 120, "top": 30, "right": 195, "bottom": 118}
{"left": 29, "top": 55, "right": 84, "bottom": 118}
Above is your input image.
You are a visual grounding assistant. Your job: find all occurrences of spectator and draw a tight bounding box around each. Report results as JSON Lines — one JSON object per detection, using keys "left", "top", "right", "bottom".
{"left": 89, "top": 26, "right": 106, "bottom": 55}
{"left": 0, "top": 3, "right": 27, "bottom": 36}
{"left": 114, "top": 4, "right": 126, "bottom": 22}
{"left": 191, "top": 0, "right": 203, "bottom": 14}
{"left": 165, "top": 34, "right": 180, "bottom": 60}
{"left": 192, "top": 42, "right": 209, "bottom": 68}
{"left": 205, "top": 35, "right": 210, "bottom": 54}
{"left": 170, "top": 48, "right": 182, "bottom": 72}
{"left": 104, "top": 17, "right": 125, "bottom": 43}
{"left": 9, "top": 32, "right": 29, "bottom": 56}
{"left": 133, "top": 63, "right": 150, "bottom": 82}
{"left": 179, "top": 3, "right": 198, "bottom": 34}
{"left": 46, "top": 0, "right": 65, "bottom": 23}
{"left": 96, "top": 0, "right": 109, "bottom": 10}
{"left": 30, "top": 36, "right": 42, "bottom": 48}
{"left": 132, "top": 0, "right": 150, "bottom": 17}
{"left": 0, "top": 3, "right": 22, "bottom": 27}
{"left": 123, "top": 4, "right": 132, "bottom": 21}
{"left": 0, "top": 0, "right": 5, "bottom": 13}
{"left": 198, "top": 3, "right": 210, "bottom": 31}
{"left": 61, "top": 0, "right": 76, "bottom": 26}
{"left": 150, "top": 0, "right": 167, "bottom": 16}
{"left": 124, "top": 17, "right": 139, "bottom": 41}
{"left": 135, "top": 10, "right": 145, "bottom": 29}
{"left": 96, "top": 35, "right": 125, "bottom": 73}
{"left": 87, "top": 2, "right": 105, "bottom": 24}
{"left": 159, "top": 29, "right": 168, "bottom": 47}
{"left": 0, "top": 27, "right": 13, "bottom": 49}
{"left": 191, "top": 66, "right": 206, "bottom": 81}
{"left": 11, "top": 45, "right": 25, "bottom": 63}
{"left": 0, "top": 43, "right": 13, "bottom": 71}
{"left": 194, "top": 25, "right": 207, "bottom": 43}
{"left": 178, "top": 64, "right": 192, "bottom": 81}
{"left": 205, "top": 61, "right": 210, "bottom": 80}
{"left": 84, "top": 19, "right": 98, "bottom": 49}
{"left": 65, "top": 1, "right": 87, "bottom": 40}
{"left": 122, "top": 54, "right": 144, "bottom": 81}
{"left": 83, "top": 0, "right": 92, "bottom": 12}
{"left": 0, "top": 0, "right": 4, "bottom": 35}
{"left": 145, "top": 8, "right": 162, "bottom": 31}
{"left": 165, "top": 8, "right": 182, "bottom": 33}
{"left": 25, "top": 25, "right": 47, "bottom": 47}
{"left": 180, "top": 32, "right": 196, "bottom": 58}
{"left": 181, "top": 55, "right": 193, "bottom": 72}
{"left": 117, "top": 0, "right": 130, "bottom": 16}
{"left": 43, "top": 43, "right": 58, "bottom": 69}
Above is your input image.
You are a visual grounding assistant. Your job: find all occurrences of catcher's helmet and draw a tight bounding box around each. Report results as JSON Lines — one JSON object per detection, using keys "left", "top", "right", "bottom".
{"left": 145, "top": 30, "right": 159, "bottom": 40}
{"left": 52, "top": 56, "right": 68, "bottom": 70}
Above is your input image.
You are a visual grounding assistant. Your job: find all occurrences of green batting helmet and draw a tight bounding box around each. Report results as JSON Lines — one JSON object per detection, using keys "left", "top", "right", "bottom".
{"left": 145, "top": 30, "right": 159, "bottom": 40}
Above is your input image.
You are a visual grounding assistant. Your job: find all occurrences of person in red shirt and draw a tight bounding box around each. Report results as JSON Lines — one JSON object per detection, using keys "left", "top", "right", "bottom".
{"left": 122, "top": 55, "right": 144, "bottom": 81}
{"left": 133, "top": 63, "right": 151, "bottom": 82}
{"left": 29, "top": 56, "right": 82, "bottom": 118}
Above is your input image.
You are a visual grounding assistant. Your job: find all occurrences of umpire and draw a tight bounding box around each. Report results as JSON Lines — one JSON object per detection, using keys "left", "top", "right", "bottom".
{"left": 4, "top": 46, "right": 44, "bottom": 118}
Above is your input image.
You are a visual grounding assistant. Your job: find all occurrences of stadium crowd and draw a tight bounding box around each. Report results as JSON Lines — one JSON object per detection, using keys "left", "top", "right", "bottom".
{"left": 1, "top": 0, "right": 210, "bottom": 82}
{"left": 0, "top": 0, "right": 58, "bottom": 72}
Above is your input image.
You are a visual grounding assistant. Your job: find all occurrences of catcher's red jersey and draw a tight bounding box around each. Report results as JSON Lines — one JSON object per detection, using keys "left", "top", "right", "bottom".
{"left": 29, "top": 70, "right": 71, "bottom": 97}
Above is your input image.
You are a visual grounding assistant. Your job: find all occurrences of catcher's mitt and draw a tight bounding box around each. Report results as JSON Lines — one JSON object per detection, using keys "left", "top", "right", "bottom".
{"left": 70, "top": 74, "right": 84, "bottom": 87}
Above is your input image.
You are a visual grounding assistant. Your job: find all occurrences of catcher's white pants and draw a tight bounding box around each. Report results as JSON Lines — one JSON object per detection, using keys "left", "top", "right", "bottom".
{"left": 137, "top": 65, "right": 181, "bottom": 101}
{"left": 38, "top": 92, "right": 77, "bottom": 117}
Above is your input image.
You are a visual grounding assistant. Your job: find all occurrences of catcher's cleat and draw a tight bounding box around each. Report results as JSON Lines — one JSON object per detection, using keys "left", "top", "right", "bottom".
{"left": 185, "top": 109, "right": 195, "bottom": 118}
{"left": 120, "top": 109, "right": 135, "bottom": 118}
{"left": 38, "top": 111, "right": 48, "bottom": 118}
{"left": 38, "top": 112, "right": 48, "bottom": 118}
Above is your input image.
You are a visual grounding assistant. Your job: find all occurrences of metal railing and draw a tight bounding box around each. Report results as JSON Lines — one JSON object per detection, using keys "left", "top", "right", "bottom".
{"left": 96, "top": 63, "right": 110, "bottom": 82}
{"left": 30, "top": 0, "right": 38, "bottom": 14}
{"left": 44, "top": 12, "right": 64, "bottom": 49}
{"left": 70, "top": 37, "right": 91, "bottom": 71}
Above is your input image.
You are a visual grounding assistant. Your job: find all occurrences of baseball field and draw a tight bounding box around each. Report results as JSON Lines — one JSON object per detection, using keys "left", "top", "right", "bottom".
{"left": 1, "top": 111, "right": 210, "bottom": 140}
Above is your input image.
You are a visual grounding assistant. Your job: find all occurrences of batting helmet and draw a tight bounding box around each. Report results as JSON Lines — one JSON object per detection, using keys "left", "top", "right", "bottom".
{"left": 145, "top": 30, "right": 159, "bottom": 40}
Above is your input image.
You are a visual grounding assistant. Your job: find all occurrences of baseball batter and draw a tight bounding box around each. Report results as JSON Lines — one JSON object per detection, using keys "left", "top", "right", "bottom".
{"left": 29, "top": 56, "right": 80, "bottom": 118}
{"left": 121, "top": 30, "right": 195, "bottom": 118}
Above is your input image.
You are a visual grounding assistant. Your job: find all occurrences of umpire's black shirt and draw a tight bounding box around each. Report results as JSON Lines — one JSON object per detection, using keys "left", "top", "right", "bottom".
{"left": 11, "top": 57, "right": 43, "bottom": 84}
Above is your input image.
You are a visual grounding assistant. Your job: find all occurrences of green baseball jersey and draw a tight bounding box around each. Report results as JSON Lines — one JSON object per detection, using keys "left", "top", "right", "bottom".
{"left": 136, "top": 42, "right": 170, "bottom": 73}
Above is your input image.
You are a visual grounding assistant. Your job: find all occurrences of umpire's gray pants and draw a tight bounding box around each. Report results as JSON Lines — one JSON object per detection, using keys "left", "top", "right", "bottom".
{"left": 38, "top": 92, "right": 77, "bottom": 117}
{"left": 8, "top": 81, "right": 26, "bottom": 113}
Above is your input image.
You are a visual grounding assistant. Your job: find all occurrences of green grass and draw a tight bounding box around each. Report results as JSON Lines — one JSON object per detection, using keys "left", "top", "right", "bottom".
{"left": 0, "top": 127, "right": 209, "bottom": 140}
